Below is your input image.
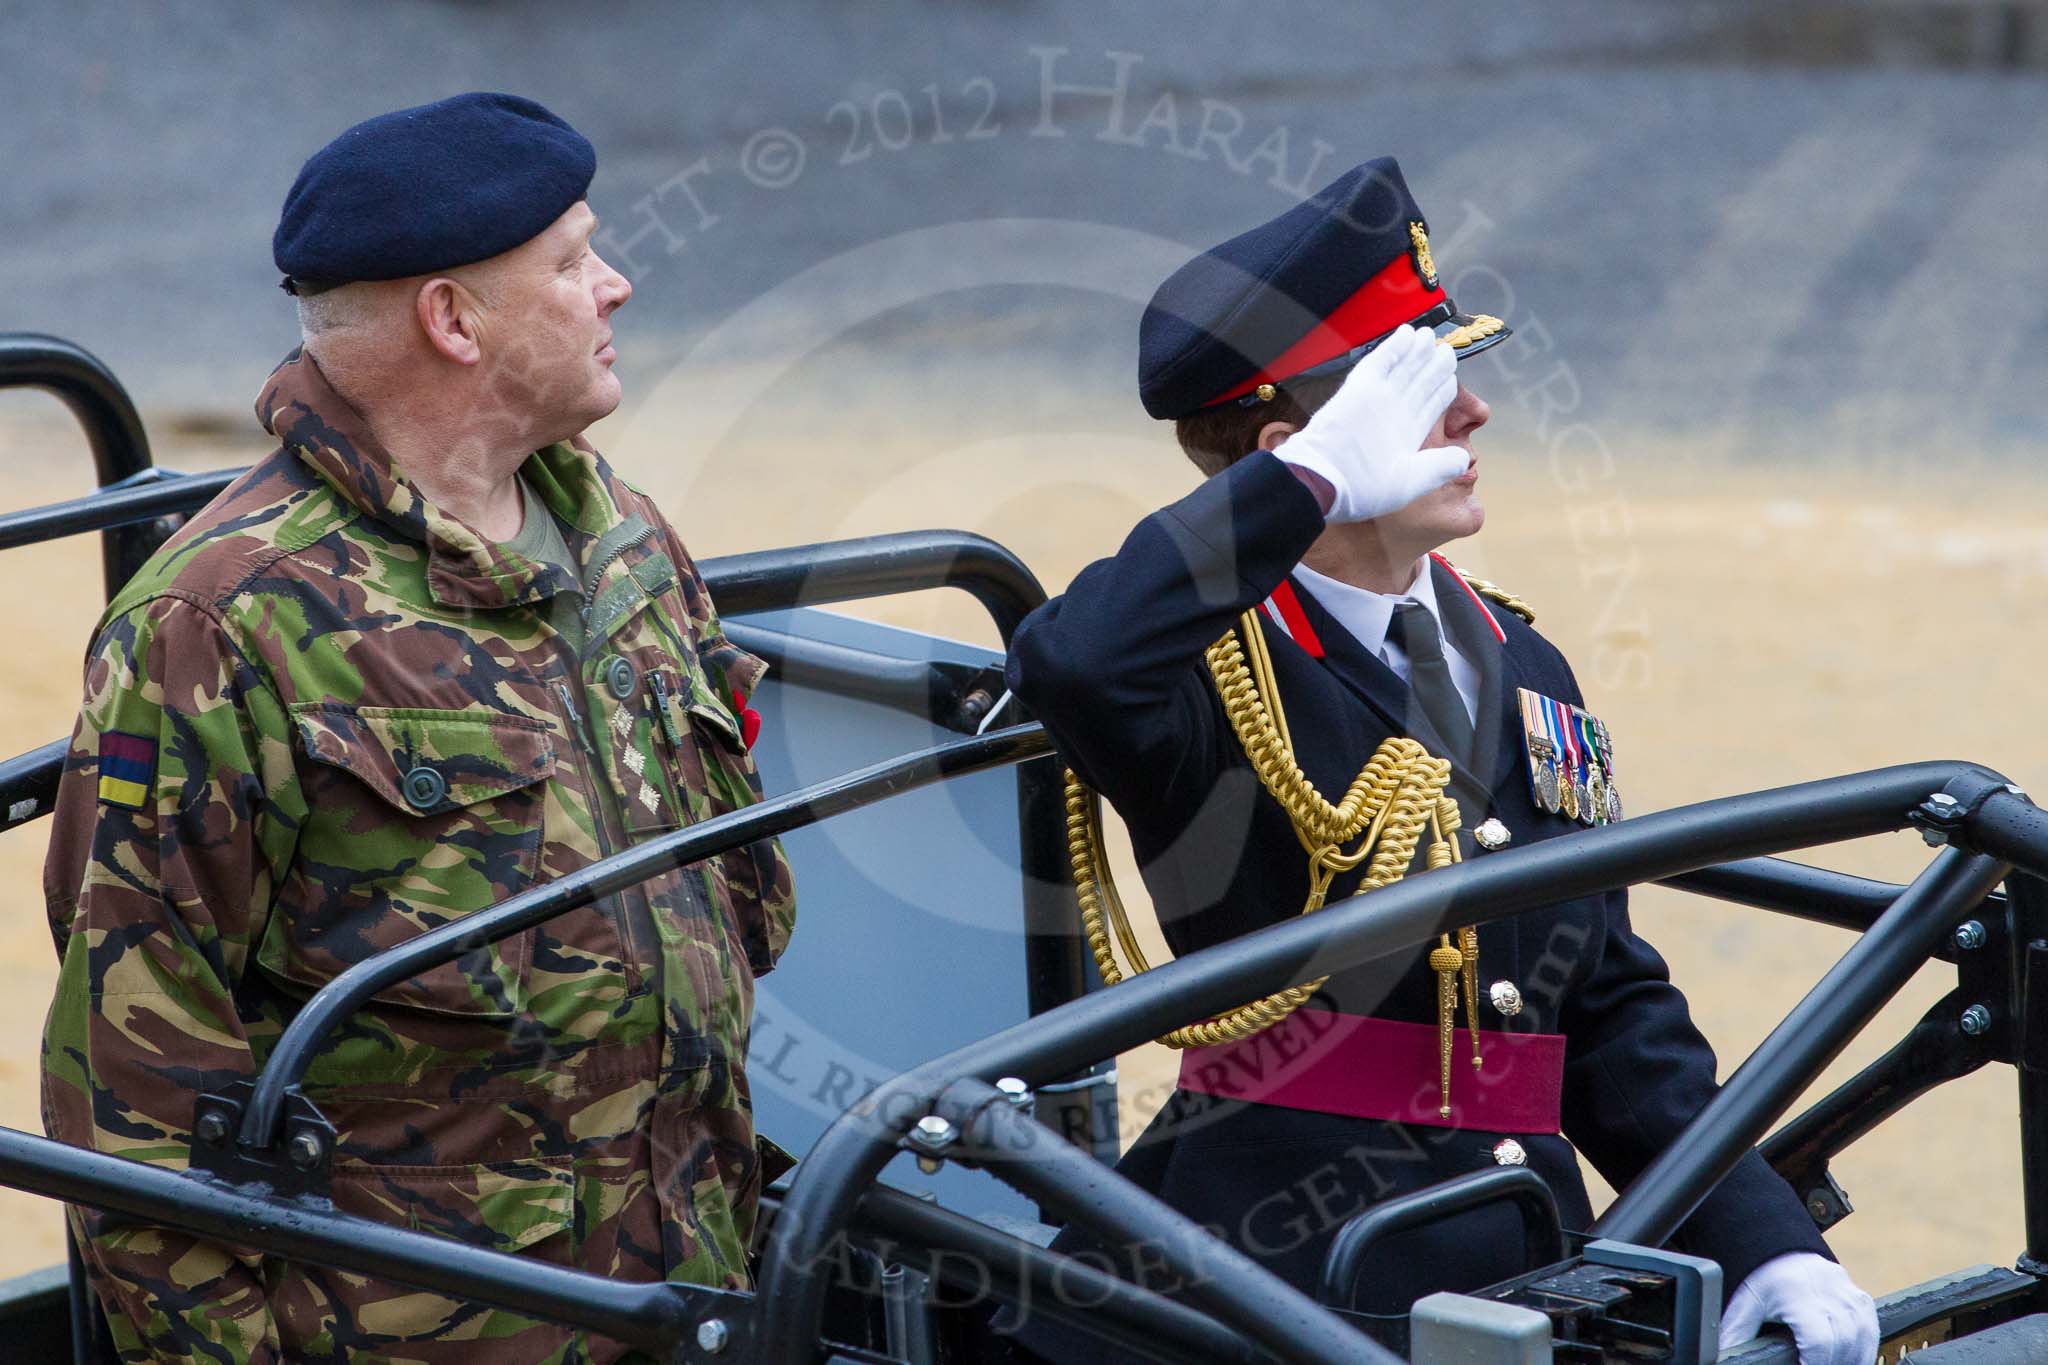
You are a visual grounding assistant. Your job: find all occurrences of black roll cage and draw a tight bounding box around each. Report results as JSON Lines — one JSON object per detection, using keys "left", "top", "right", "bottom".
{"left": 6, "top": 332, "right": 2048, "bottom": 1363}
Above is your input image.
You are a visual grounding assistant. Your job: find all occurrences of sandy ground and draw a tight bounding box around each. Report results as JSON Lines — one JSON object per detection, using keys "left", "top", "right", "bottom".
{"left": 0, "top": 376, "right": 2039, "bottom": 1304}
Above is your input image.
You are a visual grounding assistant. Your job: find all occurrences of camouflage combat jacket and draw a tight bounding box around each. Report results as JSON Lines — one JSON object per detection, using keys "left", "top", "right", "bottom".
{"left": 41, "top": 349, "right": 796, "bottom": 1364}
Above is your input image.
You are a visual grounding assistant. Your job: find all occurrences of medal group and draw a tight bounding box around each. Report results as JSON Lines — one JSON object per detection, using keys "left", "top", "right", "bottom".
{"left": 1516, "top": 687, "right": 1622, "bottom": 825}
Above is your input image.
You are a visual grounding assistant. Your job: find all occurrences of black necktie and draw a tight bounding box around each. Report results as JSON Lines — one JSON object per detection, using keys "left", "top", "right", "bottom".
{"left": 1389, "top": 601, "right": 1475, "bottom": 767}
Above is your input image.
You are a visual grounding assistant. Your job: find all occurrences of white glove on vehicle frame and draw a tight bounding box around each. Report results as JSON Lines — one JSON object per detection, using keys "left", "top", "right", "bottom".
{"left": 1719, "top": 1251, "right": 1879, "bottom": 1365}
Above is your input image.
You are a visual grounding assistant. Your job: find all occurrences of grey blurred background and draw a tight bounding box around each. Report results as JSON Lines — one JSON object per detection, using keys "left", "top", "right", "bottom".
{"left": 3, "top": 0, "right": 2045, "bottom": 457}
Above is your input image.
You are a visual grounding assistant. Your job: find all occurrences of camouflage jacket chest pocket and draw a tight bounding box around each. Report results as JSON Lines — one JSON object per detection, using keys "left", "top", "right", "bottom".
{"left": 585, "top": 546, "right": 761, "bottom": 833}
{"left": 260, "top": 703, "right": 556, "bottom": 1018}
{"left": 585, "top": 549, "right": 792, "bottom": 973}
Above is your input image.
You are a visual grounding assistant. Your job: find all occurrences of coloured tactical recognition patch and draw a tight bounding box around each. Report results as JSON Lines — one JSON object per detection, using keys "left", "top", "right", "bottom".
{"left": 1516, "top": 688, "right": 1621, "bottom": 825}
{"left": 96, "top": 731, "right": 157, "bottom": 810}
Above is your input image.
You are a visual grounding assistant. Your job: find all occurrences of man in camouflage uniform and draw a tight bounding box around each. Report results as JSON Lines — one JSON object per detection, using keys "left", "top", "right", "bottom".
{"left": 40, "top": 93, "right": 795, "bottom": 1362}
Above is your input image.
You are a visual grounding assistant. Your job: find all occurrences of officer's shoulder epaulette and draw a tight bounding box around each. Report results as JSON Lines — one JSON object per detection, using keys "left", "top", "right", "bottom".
{"left": 1459, "top": 572, "right": 1535, "bottom": 625}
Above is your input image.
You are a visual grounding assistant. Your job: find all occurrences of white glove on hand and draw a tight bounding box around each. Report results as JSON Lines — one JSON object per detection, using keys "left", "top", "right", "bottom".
{"left": 1718, "top": 1251, "right": 1878, "bottom": 1365}
{"left": 1275, "top": 322, "right": 1466, "bottom": 524}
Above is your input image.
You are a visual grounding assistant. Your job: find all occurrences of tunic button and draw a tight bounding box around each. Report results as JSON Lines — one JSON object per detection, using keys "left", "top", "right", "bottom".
{"left": 1489, "top": 980, "right": 1524, "bottom": 1017}
{"left": 604, "top": 655, "right": 638, "bottom": 700}
{"left": 401, "top": 766, "right": 448, "bottom": 811}
{"left": 1492, "top": 1138, "right": 1527, "bottom": 1167}
{"left": 1473, "top": 818, "right": 1511, "bottom": 850}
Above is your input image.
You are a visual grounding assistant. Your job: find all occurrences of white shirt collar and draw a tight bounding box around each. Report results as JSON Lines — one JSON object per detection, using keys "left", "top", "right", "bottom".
{"left": 1292, "top": 556, "right": 1441, "bottom": 656}
{"left": 1291, "top": 555, "right": 1482, "bottom": 724}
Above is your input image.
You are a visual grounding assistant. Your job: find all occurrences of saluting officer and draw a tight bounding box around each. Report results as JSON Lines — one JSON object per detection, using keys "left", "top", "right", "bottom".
{"left": 1006, "top": 159, "right": 1876, "bottom": 1364}
{"left": 42, "top": 93, "right": 793, "bottom": 1363}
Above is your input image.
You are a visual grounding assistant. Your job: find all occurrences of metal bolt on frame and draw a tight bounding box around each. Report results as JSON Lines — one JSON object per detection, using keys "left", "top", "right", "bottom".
{"left": 908, "top": 1114, "right": 959, "bottom": 1175}
{"left": 1919, "top": 792, "right": 1963, "bottom": 846}
{"left": 287, "top": 1132, "right": 325, "bottom": 1170}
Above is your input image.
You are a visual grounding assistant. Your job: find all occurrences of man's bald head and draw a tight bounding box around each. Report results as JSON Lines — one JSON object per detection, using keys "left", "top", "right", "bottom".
{"left": 295, "top": 280, "right": 381, "bottom": 341}
{"left": 296, "top": 201, "right": 627, "bottom": 461}
{"left": 271, "top": 96, "right": 625, "bottom": 541}
{"left": 295, "top": 261, "right": 500, "bottom": 347}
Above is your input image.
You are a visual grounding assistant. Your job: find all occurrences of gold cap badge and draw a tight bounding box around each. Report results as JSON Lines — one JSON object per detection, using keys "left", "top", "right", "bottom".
{"left": 1409, "top": 221, "right": 1439, "bottom": 291}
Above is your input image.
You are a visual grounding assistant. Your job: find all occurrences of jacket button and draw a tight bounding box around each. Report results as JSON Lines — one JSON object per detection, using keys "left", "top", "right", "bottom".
{"left": 401, "top": 766, "right": 448, "bottom": 811}
{"left": 1489, "top": 980, "right": 1524, "bottom": 1017}
{"left": 1492, "top": 1138, "right": 1527, "bottom": 1166}
{"left": 1473, "top": 818, "right": 1511, "bottom": 850}
{"left": 604, "top": 656, "right": 638, "bottom": 701}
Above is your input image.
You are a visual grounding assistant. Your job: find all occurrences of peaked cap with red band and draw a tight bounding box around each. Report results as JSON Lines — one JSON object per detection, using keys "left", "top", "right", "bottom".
{"left": 1137, "top": 157, "right": 1511, "bottom": 421}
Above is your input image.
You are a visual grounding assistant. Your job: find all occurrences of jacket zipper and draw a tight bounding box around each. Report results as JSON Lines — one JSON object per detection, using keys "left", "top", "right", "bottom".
{"left": 580, "top": 524, "right": 656, "bottom": 637}
{"left": 648, "top": 671, "right": 684, "bottom": 752}
{"left": 555, "top": 683, "right": 597, "bottom": 756}
{"left": 554, "top": 669, "right": 651, "bottom": 993}
{"left": 573, "top": 524, "right": 674, "bottom": 997}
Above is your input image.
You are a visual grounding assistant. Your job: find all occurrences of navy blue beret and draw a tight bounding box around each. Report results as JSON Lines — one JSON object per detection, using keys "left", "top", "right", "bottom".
{"left": 274, "top": 91, "right": 596, "bottom": 290}
{"left": 1138, "top": 156, "right": 1510, "bottom": 420}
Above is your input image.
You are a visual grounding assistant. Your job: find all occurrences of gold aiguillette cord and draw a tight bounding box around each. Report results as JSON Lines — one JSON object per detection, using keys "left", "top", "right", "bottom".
{"left": 1070, "top": 608, "right": 1487, "bottom": 1113}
